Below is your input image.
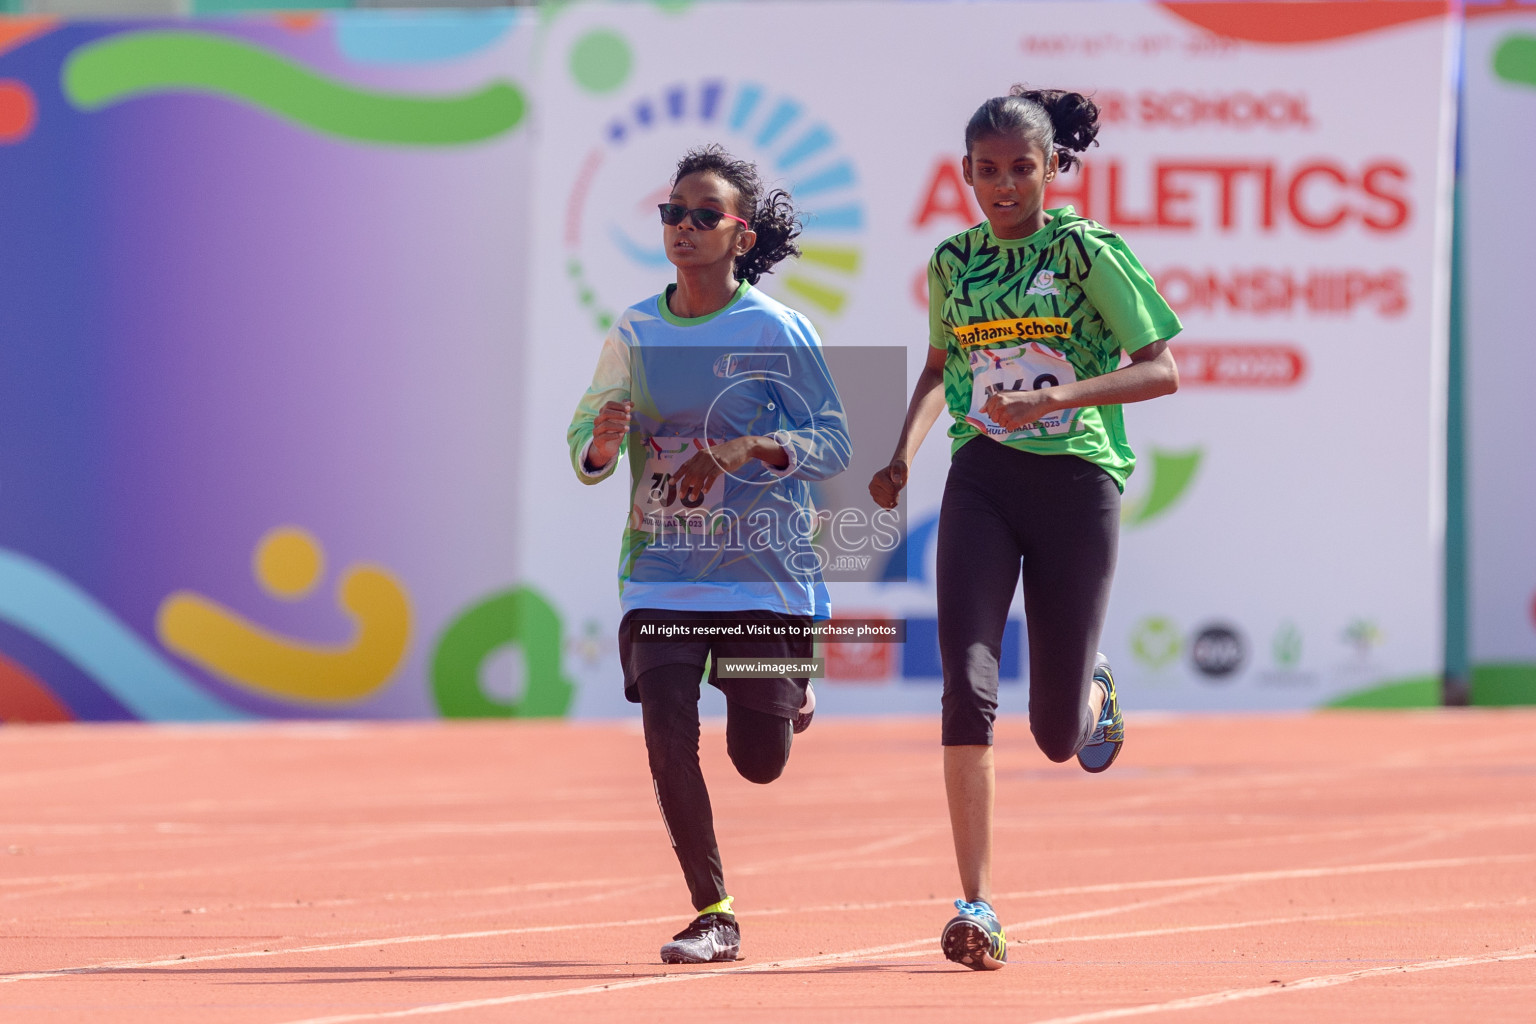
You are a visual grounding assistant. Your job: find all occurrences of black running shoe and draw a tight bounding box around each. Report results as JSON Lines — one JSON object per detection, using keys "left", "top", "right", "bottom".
{"left": 793, "top": 682, "right": 815, "bottom": 735}
{"left": 941, "top": 899, "right": 1007, "bottom": 970}
{"left": 659, "top": 912, "right": 741, "bottom": 964}
{"left": 1077, "top": 652, "right": 1123, "bottom": 773}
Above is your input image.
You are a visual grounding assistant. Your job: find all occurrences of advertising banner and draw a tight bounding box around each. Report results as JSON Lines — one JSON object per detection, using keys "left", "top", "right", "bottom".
{"left": 1464, "top": 4, "right": 1536, "bottom": 703}
{"left": 0, "top": 12, "right": 537, "bottom": 721}
{"left": 524, "top": 1, "right": 1457, "bottom": 717}
{"left": 0, "top": 2, "right": 1459, "bottom": 722}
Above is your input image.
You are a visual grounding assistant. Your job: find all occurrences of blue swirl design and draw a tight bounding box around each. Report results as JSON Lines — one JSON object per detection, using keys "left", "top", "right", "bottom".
{"left": 334, "top": 10, "right": 520, "bottom": 65}
{"left": 0, "top": 548, "right": 246, "bottom": 721}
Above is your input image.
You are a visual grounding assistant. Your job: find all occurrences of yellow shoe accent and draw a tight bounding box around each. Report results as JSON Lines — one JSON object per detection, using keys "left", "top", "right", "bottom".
{"left": 698, "top": 896, "right": 734, "bottom": 917}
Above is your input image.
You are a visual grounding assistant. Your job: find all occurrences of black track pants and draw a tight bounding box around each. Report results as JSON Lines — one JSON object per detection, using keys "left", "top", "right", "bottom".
{"left": 637, "top": 664, "right": 793, "bottom": 911}
{"left": 937, "top": 437, "right": 1121, "bottom": 759}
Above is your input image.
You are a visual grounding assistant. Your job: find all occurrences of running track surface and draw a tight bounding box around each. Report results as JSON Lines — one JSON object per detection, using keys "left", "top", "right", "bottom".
{"left": 1, "top": 711, "right": 1533, "bottom": 1023}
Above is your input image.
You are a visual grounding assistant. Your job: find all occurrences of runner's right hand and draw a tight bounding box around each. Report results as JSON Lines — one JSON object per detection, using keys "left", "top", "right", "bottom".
{"left": 868, "top": 459, "right": 908, "bottom": 510}
{"left": 588, "top": 400, "right": 632, "bottom": 471}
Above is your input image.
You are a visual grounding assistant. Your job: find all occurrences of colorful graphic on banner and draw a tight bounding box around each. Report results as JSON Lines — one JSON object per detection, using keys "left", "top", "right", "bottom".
{"left": 0, "top": 13, "right": 563, "bottom": 721}
{"left": 523, "top": 0, "right": 1455, "bottom": 718}
{"left": 0, "top": 3, "right": 1468, "bottom": 720}
{"left": 562, "top": 75, "right": 865, "bottom": 332}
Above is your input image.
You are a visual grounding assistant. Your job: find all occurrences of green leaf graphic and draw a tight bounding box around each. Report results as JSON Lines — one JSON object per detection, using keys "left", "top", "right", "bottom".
{"left": 1123, "top": 448, "right": 1202, "bottom": 527}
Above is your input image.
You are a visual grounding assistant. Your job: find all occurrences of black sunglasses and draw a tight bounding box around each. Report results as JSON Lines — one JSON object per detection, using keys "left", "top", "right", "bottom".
{"left": 658, "top": 203, "right": 750, "bottom": 231}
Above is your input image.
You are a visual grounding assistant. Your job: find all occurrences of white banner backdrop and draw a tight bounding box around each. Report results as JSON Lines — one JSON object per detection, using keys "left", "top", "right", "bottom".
{"left": 519, "top": 1, "right": 1456, "bottom": 717}
{"left": 1465, "top": 8, "right": 1536, "bottom": 700}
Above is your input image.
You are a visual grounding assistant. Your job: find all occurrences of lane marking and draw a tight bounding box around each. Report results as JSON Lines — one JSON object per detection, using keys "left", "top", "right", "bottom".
{"left": 0, "top": 832, "right": 415, "bottom": 903}
{"left": 991, "top": 851, "right": 1536, "bottom": 901}
{"left": 5, "top": 850, "right": 1530, "bottom": 985}
{"left": 0, "top": 915, "right": 686, "bottom": 984}
{"left": 1025, "top": 896, "right": 1533, "bottom": 947}
{"left": 1021, "top": 946, "right": 1536, "bottom": 1024}
{"left": 265, "top": 910, "right": 1536, "bottom": 1024}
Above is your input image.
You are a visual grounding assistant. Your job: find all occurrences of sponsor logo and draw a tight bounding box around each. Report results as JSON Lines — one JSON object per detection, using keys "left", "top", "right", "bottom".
{"left": 1272, "top": 621, "right": 1302, "bottom": 670}
{"left": 1190, "top": 623, "right": 1247, "bottom": 680}
{"left": 822, "top": 611, "right": 893, "bottom": 681}
{"left": 564, "top": 79, "right": 865, "bottom": 331}
{"left": 953, "top": 317, "right": 1073, "bottom": 348}
{"left": 1130, "top": 616, "right": 1182, "bottom": 670}
{"left": 1342, "top": 618, "right": 1382, "bottom": 657}
{"left": 1259, "top": 620, "right": 1317, "bottom": 686}
{"left": 1025, "top": 269, "right": 1060, "bottom": 296}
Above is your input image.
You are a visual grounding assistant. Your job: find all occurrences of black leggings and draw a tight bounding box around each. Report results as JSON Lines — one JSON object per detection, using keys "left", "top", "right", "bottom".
{"left": 937, "top": 437, "right": 1120, "bottom": 759}
{"left": 637, "top": 664, "right": 793, "bottom": 911}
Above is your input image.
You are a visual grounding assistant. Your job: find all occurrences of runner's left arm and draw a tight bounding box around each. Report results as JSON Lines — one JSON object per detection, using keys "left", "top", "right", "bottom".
{"left": 984, "top": 232, "right": 1182, "bottom": 431}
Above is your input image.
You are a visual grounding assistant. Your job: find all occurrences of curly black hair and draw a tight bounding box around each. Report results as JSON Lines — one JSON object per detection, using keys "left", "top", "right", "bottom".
{"left": 672, "top": 145, "right": 802, "bottom": 285}
{"left": 965, "top": 86, "right": 1100, "bottom": 172}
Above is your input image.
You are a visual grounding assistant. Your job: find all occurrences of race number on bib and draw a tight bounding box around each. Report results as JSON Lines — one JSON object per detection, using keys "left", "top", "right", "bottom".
{"left": 631, "top": 437, "right": 727, "bottom": 534}
{"left": 966, "top": 342, "right": 1082, "bottom": 438}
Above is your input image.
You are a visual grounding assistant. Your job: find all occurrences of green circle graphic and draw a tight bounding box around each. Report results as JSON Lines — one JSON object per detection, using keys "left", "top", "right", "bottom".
{"left": 570, "top": 29, "right": 632, "bottom": 94}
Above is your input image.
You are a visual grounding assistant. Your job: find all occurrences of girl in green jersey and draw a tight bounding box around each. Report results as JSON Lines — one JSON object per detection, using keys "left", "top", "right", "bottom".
{"left": 869, "top": 87, "right": 1182, "bottom": 971}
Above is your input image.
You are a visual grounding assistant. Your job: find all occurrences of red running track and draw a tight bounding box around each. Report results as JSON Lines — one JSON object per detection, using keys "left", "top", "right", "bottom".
{"left": 0, "top": 711, "right": 1533, "bottom": 1023}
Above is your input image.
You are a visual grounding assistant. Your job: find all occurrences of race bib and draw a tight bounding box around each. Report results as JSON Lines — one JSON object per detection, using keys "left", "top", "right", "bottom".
{"left": 967, "top": 342, "right": 1082, "bottom": 438}
{"left": 631, "top": 437, "right": 727, "bottom": 534}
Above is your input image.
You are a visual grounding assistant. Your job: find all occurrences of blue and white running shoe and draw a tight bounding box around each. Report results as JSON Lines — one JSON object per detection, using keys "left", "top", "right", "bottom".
{"left": 1077, "top": 652, "right": 1123, "bottom": 773}
{"left": 941, "top": 898, "right": 1007, "bottom": 970}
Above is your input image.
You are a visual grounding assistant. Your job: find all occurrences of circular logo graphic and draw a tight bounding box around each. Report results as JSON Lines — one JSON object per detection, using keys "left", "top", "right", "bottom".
{"left": 1131, "top": 616, "right": 1182, "bottom": 670}
{"left": 1033, "top": 269, "right": 1055, "bottom": 290}
{"left": 564, "top": 79, "right": 866, "bottom": 331}
{"left": 1190, "top": 623, "right": 1246, "bottom": 680}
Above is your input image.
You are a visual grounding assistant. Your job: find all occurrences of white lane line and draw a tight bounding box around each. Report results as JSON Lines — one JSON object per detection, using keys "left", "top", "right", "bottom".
{"left": 1024, "top": 896, "right": 1533, "bottom": 947}
{"left": 3, "top": 851, "right": 1529, "bottom": 986}
{"left": 991, "top": 851, "right": 1535, "bottom": 901}
{"left": 265, "top": 899, "right": 1536, "bottom": 1024}
{"left": 174, "top": 816, "right": 1528, "bottom": 919}
{"left": 1072, "top": 728, "right": 1536, "bottom": 816}
{"left": 1021, "top": 946, "right": 1536, "bottom": 1024}
{"left": 238, "top": 885, "right": 1445, "bottom": 1023}
{"left": 263, "top": 916, "right": 1133, "bottom": 1024}
{"left": 0, "top": 915, "right": 688, "bottom": 984}
{"left": 0, "top": 832, "right": 417, "bottom": 904}
{"left": 1, "top": 852, "right": 1519, "bottom": 981}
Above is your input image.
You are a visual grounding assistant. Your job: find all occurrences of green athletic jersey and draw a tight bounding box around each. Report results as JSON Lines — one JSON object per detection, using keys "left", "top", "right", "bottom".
{"left": 928, "top": 207, "right": 1182, "bottom": 490}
